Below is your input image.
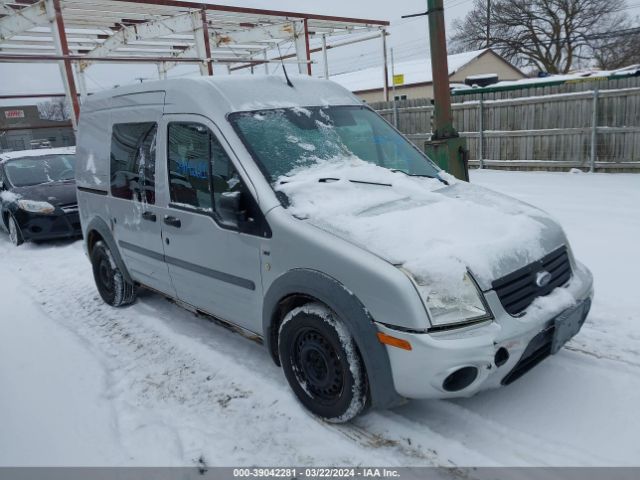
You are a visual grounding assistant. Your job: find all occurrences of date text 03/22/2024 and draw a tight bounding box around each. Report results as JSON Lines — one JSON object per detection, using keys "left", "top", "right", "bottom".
{"left": 232, "top": 468, "right": 401, "bottom": 478}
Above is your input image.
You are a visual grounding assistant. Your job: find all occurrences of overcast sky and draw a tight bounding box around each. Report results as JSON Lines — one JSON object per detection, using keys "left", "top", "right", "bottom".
{"left": 0, "top": 0, "right": 475, "bottom": 101}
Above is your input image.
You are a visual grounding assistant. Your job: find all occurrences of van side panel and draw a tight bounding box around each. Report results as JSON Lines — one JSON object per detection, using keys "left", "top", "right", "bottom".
{"left": 76, "top": 109, "right": 111, "bottom": 190}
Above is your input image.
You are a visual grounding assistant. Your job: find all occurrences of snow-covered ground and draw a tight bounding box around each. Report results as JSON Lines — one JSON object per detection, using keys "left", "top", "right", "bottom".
{"left": 0, "top": 169, "right": 638, "bottom": 467}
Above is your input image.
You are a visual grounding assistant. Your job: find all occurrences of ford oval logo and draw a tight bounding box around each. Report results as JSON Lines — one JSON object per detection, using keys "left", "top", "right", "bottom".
{"left": 536, "top": 270, "right": 552, "bottom": 287}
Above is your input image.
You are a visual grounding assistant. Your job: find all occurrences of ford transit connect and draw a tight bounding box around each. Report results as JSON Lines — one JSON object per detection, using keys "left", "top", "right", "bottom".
{"left": 76, "top": 76, "right": 593, "bottom": 422}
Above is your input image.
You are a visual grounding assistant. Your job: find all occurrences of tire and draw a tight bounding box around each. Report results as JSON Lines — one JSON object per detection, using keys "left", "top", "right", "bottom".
{"left": 278, "top": 303, "right": 367, "bottom": 423}
{"left": 90, "top": 240, "right": 136, "bottom": 307}
{"left": 8, "top": 215, "right": 23, "bottom": 246}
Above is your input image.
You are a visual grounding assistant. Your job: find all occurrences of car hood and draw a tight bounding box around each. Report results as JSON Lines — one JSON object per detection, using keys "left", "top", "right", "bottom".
{"left": 276, "top": 159, "right": 568, "bottom": 292}
{"left": 9, "top": 181, "right": 77, "bottom": 207}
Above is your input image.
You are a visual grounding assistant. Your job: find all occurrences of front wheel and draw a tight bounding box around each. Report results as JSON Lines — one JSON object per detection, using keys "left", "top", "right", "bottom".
{"left": 8, "top": 215, "right": 23, "bottom": 246}
{"left": 90, "top": 241, "right": 136, "bottom": 307}
{"left": 278, "top": 303, "right": 367, "bottom": 423}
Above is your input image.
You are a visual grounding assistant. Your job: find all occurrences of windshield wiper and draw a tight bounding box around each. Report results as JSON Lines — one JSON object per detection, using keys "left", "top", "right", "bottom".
{"left": 318, "top": 177, "right": 392, "bottom": 187}
{"left": 390, "top": 169, "right": 449, "bottom": 185}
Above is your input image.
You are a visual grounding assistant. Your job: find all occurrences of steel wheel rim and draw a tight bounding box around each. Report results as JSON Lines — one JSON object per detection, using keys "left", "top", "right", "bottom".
{"left": 97, "top": 252, "right": 115, "bottom": 295}
{"left": 292, "top": 327, "right": 345, "bottom": 404}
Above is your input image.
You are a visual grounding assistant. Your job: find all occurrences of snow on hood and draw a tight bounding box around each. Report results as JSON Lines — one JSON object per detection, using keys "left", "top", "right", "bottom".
{"left": 0, "top": 146, "right": 75, "bottom": 163}
{"left": 276, "top": 158, "right": 564, "bottom": 292}
{"left": 0, "top": 190, "right": 20, "bottom": 203}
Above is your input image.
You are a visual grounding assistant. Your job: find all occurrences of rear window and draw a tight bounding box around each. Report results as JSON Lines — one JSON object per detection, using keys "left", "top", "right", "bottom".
{"left": 110, "top": 122, "right": 157, "bottom": 203}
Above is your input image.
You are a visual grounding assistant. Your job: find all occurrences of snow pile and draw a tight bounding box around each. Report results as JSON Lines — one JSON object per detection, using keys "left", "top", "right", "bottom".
{"left": 276, "top": 158, "right": 552, "bottom": 293}
{"left": 0, "top": 190, "right": 20, "bottom": 203}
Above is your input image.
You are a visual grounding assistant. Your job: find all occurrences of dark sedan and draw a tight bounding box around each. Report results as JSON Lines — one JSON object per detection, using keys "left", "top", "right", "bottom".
{"left": 0, "top": 148, "right": 80, "bottom": 246}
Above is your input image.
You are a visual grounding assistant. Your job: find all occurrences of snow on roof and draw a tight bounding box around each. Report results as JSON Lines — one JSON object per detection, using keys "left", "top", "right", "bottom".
{"left": 85, "top": 75, "right": 360, "bottom": 115}
{"left": 0, "top": 146, "right": 76, "bottom": 163}
{"left": 452, "top": 64, "right": 640, "bottom": 93}
{"left": 331, "top": 49, "right": 490, "bottom": 92}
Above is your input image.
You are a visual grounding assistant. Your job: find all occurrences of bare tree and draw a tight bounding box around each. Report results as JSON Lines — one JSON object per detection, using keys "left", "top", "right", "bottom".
{"left": 450, "top": 0, "right": 630, "bottom": 74}
{"left": 37, "top": 98, "right": 71, "bottom": 121}
{"left": 592, "top": 24, "right": 640, "bottom": 70}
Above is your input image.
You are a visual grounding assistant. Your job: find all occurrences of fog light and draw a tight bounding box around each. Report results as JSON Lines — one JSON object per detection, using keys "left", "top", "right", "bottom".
{"left": 495, "top": 347, "right": 510, "bottom": 367}
{"left": 442, "top": 366, "right": 478, "bottom": 392}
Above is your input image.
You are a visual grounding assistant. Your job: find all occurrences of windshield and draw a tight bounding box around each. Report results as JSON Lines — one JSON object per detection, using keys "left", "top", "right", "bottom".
{"left": 4, "top": 154, "right": 76, "bottom": 188}
{"left": 229, "top": 106, "right": 440, "bottom": 183}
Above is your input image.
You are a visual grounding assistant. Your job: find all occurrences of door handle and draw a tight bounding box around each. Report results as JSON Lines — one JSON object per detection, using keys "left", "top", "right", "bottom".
{"left": 142, "top": 211, "right": 156, "bottom": 222}
{"left": 164, "top": 215, "right": 181, "bottom": 228}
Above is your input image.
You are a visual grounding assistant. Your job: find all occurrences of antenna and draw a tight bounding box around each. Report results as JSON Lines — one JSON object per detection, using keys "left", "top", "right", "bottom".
{"left": 276, "top": 44, "right": 294, "bottom": 88}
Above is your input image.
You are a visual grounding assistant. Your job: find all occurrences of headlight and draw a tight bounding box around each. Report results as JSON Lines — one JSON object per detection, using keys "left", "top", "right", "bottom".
{"left": 401, "top": 269, "right": 492, "bottom": 329}
{"left": 17, "top": 199, "right": 56, "bottom": 214}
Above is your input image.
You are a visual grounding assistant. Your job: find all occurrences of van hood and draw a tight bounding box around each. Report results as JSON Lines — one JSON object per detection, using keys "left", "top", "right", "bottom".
{"left": 276, "top": 159, "right": 567, "bottom": 292}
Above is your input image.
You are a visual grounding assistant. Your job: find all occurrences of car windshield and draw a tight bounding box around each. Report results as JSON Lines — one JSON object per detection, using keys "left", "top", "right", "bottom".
{"left": 229, "top": 106, "right": 440, "bottom": 183}
{"left": 4, "top": 154, "right": 76, "bottom": 187}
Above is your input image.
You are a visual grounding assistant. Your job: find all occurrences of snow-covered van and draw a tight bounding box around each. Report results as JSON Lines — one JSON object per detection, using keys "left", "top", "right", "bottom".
{"left": 76, "top": 76, "right": 593, "bottom": 422}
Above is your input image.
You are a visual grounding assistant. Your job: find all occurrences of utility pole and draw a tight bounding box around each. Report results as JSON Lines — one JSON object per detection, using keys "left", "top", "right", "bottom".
{"left": 424, "top": 0, "right": 469, "bottom": 180}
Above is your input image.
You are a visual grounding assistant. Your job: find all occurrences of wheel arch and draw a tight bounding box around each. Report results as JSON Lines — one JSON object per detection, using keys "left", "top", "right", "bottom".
{"left": 263, "top": 268, "right": 404, "bottom": 410}
{"left": 84, "top": 216, "right": 134, "bottom": 284}
{"left": 1, "top": 209, "right": 8, "bottom": 229}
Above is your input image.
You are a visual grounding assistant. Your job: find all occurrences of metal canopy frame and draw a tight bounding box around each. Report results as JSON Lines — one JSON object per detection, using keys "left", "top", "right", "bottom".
{"left": 0, "top": 0, "right": 390, "bottom": 128}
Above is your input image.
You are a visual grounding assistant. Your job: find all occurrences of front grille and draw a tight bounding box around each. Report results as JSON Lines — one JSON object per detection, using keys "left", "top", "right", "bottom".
{"left": 492, "top": 246, "right": 572, "bottom": 316}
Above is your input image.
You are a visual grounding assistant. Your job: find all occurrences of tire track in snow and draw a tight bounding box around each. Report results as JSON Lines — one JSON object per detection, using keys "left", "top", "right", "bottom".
{"left": 1, "top": 238, "right": 483, "bottom": 468}
{"left": 4, "top": 238, "right": 638, "bottom": 466}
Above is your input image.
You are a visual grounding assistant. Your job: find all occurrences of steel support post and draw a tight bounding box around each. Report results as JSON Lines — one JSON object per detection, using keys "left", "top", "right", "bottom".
{"left": 478, "top": 93, "right": 485, "bottom": 169}
{"left": 192, "top": 10, "right": 211, "bottom": 76}
{"left": 46, "top": 0, "right": 80, "bottom": 129}
{"left": 200, "top": 9, "right": 213, "bottom": 76}
{"left": 590, "top": 87, "right": 599, "bottom": 172}
{"left": 303, "top": 18, "right": 312, "bottom": 76}
{"left": 391, "top": 47, "right": 398, "bottom": 127}
{"left": 293, "top": 20, "right": 307, "bottom": 75}
{"left": 322, "top": 34, "right": 329, "bottom": 79}
{"left": 74, "top": 63, "right": 88, "bottom": 103}
{"left": 381, "top": 28, "right": 389, "bottom": 102}
{"left": 157, "top": 63, "right": 167, "bottom": 79}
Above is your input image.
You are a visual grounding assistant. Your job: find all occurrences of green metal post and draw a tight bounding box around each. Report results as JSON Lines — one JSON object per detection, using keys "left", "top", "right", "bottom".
{"left": 424, "top": 0, "right": 469, "bottom": 181}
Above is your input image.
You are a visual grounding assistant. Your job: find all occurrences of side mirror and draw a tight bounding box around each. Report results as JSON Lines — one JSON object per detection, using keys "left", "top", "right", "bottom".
{"left": 218, "top": 191, "right": 247, "bottom": 226}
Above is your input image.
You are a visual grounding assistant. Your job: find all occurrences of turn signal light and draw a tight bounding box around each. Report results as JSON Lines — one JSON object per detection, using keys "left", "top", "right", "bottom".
{"left": 376, "top": 332, "right": 412, "bottom": 351}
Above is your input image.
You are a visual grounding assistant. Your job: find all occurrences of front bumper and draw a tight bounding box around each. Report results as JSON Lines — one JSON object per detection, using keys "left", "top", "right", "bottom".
{"left": 378, "top": 260, "right": 594, "bottom": 399}
{"left": 14, "top": 209, "right": 82, "bottom": 241}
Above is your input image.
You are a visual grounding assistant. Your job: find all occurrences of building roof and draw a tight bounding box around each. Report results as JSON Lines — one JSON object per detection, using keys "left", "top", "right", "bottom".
{"left": 452, "top": 64, "right": 640, "bottom": 95}
{"left": 331, "top": 49, "right": 497, "bottom": 92}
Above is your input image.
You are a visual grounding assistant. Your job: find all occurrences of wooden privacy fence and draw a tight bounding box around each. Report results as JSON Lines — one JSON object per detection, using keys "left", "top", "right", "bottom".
{"left": 371, "top": 76, "right": 640, "bottom": 171}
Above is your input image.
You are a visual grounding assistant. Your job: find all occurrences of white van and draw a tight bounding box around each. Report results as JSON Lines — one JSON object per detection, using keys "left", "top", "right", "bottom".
{"left": 76, "top": 76, "right": 593, "bottom": 422}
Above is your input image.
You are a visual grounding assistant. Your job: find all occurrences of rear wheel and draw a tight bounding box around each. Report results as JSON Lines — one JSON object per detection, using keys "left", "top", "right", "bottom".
{"left": 91, "top": 241, "right": 136, "bottom": 307}
{"left": 278, "top": 303, "right": 367, "bottom": 423}
{"left": 8, "top": 215, "right": 23, "bottom": 246}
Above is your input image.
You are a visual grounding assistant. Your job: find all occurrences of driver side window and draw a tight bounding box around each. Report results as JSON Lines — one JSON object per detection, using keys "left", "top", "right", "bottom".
{"left": 167, "top": 121, "right": 245, "bottom": 222}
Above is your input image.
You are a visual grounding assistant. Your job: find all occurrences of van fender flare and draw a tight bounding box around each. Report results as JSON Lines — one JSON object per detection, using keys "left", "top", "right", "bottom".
{"left": 84, "top": 216, "right": 134, "bottom": 284}
{"left": 263, "top": 268, "right": 404, "bottom": 410}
